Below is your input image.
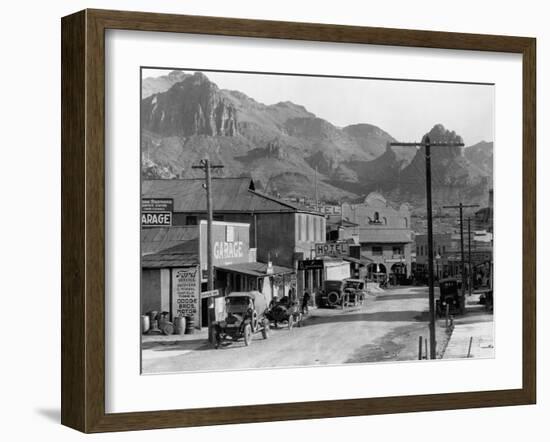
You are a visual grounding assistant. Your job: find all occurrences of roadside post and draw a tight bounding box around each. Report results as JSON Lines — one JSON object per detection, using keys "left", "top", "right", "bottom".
{"left": 192, "top": 159, "right": 224, "bottom": 344}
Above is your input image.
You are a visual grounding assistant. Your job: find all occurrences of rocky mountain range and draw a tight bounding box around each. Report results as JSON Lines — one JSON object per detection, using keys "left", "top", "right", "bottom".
{"left": 141, "top": 70, "right": 493, "bottom": 210}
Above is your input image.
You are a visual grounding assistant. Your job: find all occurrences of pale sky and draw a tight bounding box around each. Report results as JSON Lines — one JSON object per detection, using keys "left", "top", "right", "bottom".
{"left": 143, "top": 68, "right": 494, "bottom": 146}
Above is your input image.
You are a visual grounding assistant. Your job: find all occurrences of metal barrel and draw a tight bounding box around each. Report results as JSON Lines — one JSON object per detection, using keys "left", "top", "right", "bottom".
{"left": 185, "top": 316, "right": 195, "bottom": 334}
{"left": 174, "top": 316, "right": 186, "bottom": 335}
{"left": 141, "top": 315, "right": 150, "bottom": 334}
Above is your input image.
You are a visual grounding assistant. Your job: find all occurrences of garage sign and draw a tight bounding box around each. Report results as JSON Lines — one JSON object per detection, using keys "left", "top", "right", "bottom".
{"left": 141, "top": 198, "right": 173, "bottom": 227}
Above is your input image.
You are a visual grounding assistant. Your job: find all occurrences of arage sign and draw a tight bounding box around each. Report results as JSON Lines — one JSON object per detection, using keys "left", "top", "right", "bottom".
{"left": 141, "top": 198, "right": 173, "bottom": 227}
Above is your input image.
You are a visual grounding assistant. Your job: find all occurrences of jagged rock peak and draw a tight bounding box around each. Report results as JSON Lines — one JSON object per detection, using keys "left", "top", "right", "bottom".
{"left": 142, "top": 71, "right": 238, "bottom": 137}
{"left": 166, "top": 70, "right": 191, "bottom": 81}
{"left": 422, "top": 124, "right": 463, "bottom": 144}
{"left": 420, "top": 124, "right": 464, "bottom": 158}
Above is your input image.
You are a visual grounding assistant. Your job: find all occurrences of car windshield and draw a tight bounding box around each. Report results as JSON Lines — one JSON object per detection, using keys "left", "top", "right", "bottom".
{"left": 325, "top": 281, "right": 343, "bottom": 290}
{"left": 440, "top": 281, "right": 457, "bottom": 294}
{"left": 226, "top": 296, "right": 251, "bottom": 313}
{"left": 226, "top": 297, "right": 250, "bottom": 306}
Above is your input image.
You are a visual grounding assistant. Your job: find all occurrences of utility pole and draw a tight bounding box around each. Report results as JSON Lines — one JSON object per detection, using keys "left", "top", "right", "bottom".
{"left": 391, "top": 136, "right": 464, "bottom": 359}
{"left": 192, "top": 159, "right": 224, "bottom": 343}
{"left": 467, "top": 217, "right": 472, "bottom": 296}
{"left": 443, "top": 203, "right": 479, "bottom": 299}
{"left": 314, "top": 166, "right": 319, "bottom": 211}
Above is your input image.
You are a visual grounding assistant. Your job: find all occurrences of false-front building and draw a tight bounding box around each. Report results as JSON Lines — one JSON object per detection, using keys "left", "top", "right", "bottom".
{"left": 341, "top": 192, "right": 413, "bottom": 282}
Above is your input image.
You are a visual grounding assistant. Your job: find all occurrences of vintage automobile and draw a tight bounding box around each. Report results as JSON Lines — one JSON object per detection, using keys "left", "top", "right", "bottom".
{"left": 435, "top": 277, "right": 465, "bottom": 317}
{"left": 213, "top": 291, "right": 270, "bottom": 348}
{"left": 478, "top": 288, "right": 494, "bottom": 312}
{"left": 265, "top": 295, "right": 303, "bottom": 329}
{"left": 342, "top": 279, "right": 367, "bottom": 306}
{"left": 316, "top": 279, "right": 366, "bottom": 308}
{"left": 316, "top": 280, "right": 343, "bottom": 308}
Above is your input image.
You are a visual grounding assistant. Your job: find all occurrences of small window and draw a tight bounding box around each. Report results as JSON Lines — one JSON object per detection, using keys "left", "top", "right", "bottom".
{"left": 393, "top": 246, "right": 402, "bottom": 256}
{"left": 372, "top": 246, "right": 383, "bottom": 256}
{"left": 186, "top": 215, "right": 197, "bottom": 225}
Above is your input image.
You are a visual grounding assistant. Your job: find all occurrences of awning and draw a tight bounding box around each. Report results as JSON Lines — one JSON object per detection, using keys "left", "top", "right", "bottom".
{"left": 215, "top": 261, "right": 294, "bottom": 277}
{"left": 360, "top": 253, "right": 375, "bottom": 264}
{"left": 343, "top": 257, "right": 366, "bottom": 266}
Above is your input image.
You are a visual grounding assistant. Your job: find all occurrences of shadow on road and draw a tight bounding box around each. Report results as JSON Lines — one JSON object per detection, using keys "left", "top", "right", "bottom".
{"left": 376, "top": 293, "right": 428, "bottom": 301}
{"left": 142, "top": 338, "right": 211, "bottom": 351}
{"left": 308, "top": 310, "right": 426, "bottom": 325}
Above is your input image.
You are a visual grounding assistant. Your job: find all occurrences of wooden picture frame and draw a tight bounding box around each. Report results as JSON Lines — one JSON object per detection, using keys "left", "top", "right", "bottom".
{"left": 61, "top": 8, "right": 536, "bottom": 433}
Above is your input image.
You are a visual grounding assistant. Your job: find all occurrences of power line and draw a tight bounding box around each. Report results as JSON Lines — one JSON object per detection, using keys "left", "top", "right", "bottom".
{"left": 390, "top": 137, "right": 465, "bottom": 360}
{"left": 442, "top": 203, "right": 479, "bottom": 300}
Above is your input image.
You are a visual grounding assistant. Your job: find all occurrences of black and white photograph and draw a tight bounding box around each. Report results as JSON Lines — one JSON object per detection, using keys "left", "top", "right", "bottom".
{"left": 140, "top": 68, "right": 494, "bottom": 374}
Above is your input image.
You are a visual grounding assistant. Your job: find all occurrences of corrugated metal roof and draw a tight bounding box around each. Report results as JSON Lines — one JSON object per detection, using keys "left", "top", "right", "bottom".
{"left": 215, "top": 261, "right": 294, "bottom": 277}
{"left": 141, "top": 226, "right": 199, "bottom": 255}
{"left": 142, "top": 178, "right": 323, "bottom": 215}
{"left": 142, "top": 253, "right": 199, "bottom": 268}
{"left": 358, "top": 229, "right": 412, "bottom": 244}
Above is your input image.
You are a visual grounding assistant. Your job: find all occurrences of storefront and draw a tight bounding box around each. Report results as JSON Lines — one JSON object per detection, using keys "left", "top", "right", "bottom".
{"left": 297, "top": 256, "right": 352, "bottom": 306}
{"left": 141, "top": 252, "right": 202, "bottom": 328}
{"left": 141, "top": 221, "right": 255, "bottom": 329}
{"left": 343, "top": 256, "right": 367, "bottom": 280}
{"left": 215, "top": 261, "right": 295, "bottom": 302}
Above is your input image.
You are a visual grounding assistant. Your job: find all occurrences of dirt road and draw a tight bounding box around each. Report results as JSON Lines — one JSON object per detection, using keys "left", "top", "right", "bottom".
{"left": 142, "top": 286, "right": 438, "bottom": 374}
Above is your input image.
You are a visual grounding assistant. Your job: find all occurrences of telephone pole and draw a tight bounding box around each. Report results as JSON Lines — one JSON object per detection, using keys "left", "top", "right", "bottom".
{"left": 192, "top": 159, "right": 224, "bottom": 343}
{"left": 314, "top": 166, "right": 319, "bottom": 211}
{"left": 442, "top": 203, "right": 479, "bottom": 299}
{"left": 390, "top": 136, "right": 464, "bottom": 359}
{"left": 467, "top": 217, "right": 473, "bottom": 296}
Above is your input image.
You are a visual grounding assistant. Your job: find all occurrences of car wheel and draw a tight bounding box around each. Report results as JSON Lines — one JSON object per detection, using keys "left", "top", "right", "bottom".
{"left": 327, "top": 292, "right": 339, "bottom": 306}
{"left": 243, "top": 324, "right": 252, "bottom": 346}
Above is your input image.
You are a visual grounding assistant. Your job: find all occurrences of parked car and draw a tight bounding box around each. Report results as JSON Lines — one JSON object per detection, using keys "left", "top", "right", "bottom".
{"left": 478, "top": 288, "right": 493, "bottom": 312}
{"left": 266, "top": 295, "right": 303, "bottom": 329}
{"left": 316, "top": 279, "right": 366, "bottom": 308}
{"left": 213, "top": 291, "right": 270, "bottom": 348}
{"left": 342, "top": 279, "right": 367, "bottom": 306}
{"left": 435, "top": 278, "right": 465, "bottom": 317}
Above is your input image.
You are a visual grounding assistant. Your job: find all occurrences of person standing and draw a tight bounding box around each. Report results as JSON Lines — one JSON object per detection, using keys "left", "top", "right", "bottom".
{"left": 302, "top": 291, "right": 311, "bottom": 315}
